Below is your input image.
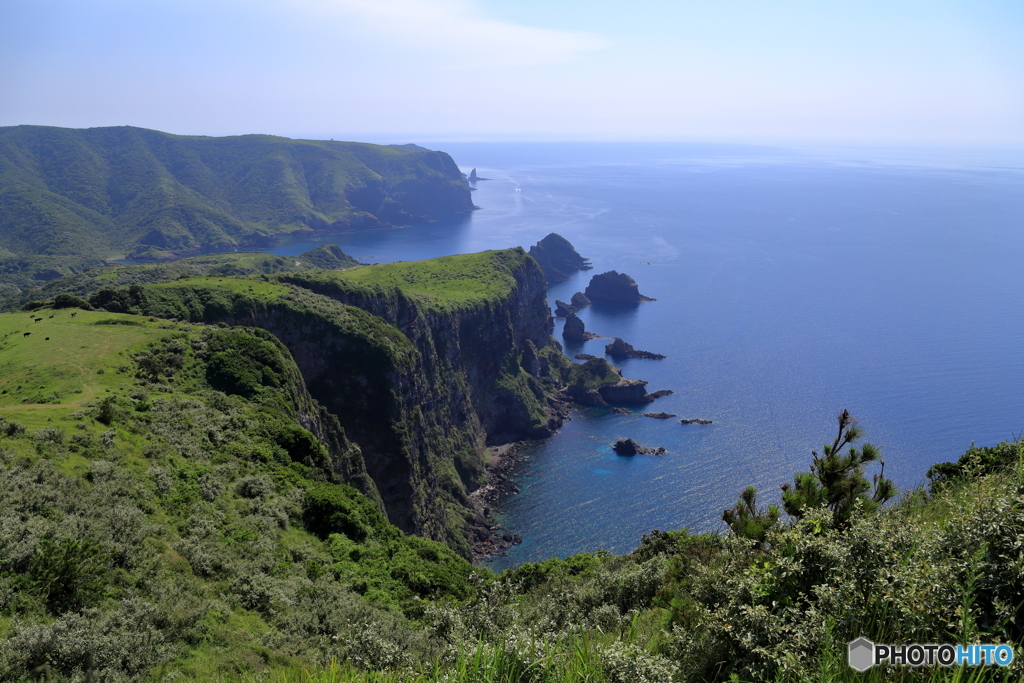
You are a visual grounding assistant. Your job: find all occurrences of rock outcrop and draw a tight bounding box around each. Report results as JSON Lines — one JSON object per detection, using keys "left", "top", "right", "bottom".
{"left": 575, "top": 353, "right": 596, "bottom": 360}
{"left": 612, "top": 438, "right": 666, "bottom": 456}
{"left": 643, "top": 412, "right": 676, "bottom": 419}
{"left": 563, "top": 313, "right": 597, "bottom": 343}
{"left": 680, "top": 418, "right": 713, "bottom": 425}
{"left": 584, "top": 271, "right": 656, "bottom": 304}
{"left": 562, "top": 358, "right": 670, "bottom": 406}
{"left": 554, "top": 300, "right": 578, "bottom": 317}
{"left": 528, "top": 233, "right": 592, "bottom": 284}
{"left": 605, "top": 338, "right": 666, "bottom": 359}
{"left": 611, "top": 407, "right": 631, "bottom": 414}
{"left": 570, "top": 292, "right": 591, "bottom": 308}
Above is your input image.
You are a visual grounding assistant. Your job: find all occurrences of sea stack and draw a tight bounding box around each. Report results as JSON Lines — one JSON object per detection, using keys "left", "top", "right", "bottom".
{"left": 570, "top": 291, "right": 591, "bottom": 308}
{"left": 529, "top": 233, "right": 592, "bottom": 284}
{"left": 553, "top": 300, "right": 578, "bottom": 317}
{"left": 584, "top": 271, "right": 656, "bottom": 304}
{"left": 563, "top": 313, "right": 596, "bottom": 343}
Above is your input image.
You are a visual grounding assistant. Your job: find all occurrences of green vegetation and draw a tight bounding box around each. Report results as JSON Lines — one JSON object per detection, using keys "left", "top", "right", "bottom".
{"left": 320, "top": 248, "right": 532, "bottom": 312}
{"left": 0, "top": 125, "right": 472, "bottom": 291}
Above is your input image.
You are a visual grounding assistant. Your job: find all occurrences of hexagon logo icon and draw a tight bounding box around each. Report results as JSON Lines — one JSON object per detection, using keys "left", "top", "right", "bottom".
{"left": 848, "top": 637, "right": 875, "bottom": 671}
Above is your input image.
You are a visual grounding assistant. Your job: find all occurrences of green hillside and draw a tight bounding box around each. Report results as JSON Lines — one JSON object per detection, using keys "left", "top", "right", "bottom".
{"left": 0, "top": 126, "right": 473, "bottom": 281}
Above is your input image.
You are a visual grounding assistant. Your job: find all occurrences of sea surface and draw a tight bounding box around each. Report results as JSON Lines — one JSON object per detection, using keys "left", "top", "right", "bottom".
{"left": 248, "top": 142, "right": 1024, "bottom": 572}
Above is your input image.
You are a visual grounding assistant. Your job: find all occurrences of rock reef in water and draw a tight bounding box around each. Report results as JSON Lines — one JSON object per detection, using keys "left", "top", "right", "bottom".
{"left": 643, "top": 412, "right": 676, "bottom": 419}
{"left": 648, "top": 390, "right": 674, "bottom": 399}
{"left": 605, "top": 338, "right": 666, "bottom": 360}
{"left": 612, "top": 438, "right": 666, "bottom": 456}
{"left": 563, "top": 312, "right": 597, "bottom": 343}
{"left": 680, "top": 418, "right": 713, "bottom": 425}
{"left": 562, "top": 358, "right": 671, "bottom": 406}
{"left": 529, "top": 233, "right": 592, "bottom": 284}
{"left": 571, "top": 292, "right": 591, "bottom": 308}
{"left": 554, "top": 300, "right": 578, "bottom": 317}
{"left": 584, "top": 271, "right": 656, "bottom": 305}
{"left": 611, "top": 407, "right": 632, "bottom": 414}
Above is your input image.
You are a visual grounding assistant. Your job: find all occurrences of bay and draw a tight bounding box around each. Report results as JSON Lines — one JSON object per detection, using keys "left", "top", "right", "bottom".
{"left": 247, "top": 142, "right": 1024, "bottom": 572}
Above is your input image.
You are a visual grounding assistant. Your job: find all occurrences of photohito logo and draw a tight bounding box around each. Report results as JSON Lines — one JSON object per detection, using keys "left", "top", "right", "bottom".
{"left": 848, "top": 638, "right": 1014, "bottom": 671}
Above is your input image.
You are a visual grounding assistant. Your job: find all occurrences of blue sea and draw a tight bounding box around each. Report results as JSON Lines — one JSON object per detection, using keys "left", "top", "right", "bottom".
{"left": 251, "top": 142, "right": 1024, "bottom": 572}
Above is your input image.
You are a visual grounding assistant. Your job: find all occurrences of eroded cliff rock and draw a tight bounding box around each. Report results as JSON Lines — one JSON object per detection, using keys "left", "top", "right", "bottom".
{"left": 584, "top": 271, "right": 656, "bottom": 304}
{"left": 528, "top": 233, "right": 592, "bottom": 283}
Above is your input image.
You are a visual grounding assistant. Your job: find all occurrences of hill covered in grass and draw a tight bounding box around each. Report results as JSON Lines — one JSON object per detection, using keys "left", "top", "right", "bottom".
{"left": 0, "top": 126, "right": 473, "bottom": 285}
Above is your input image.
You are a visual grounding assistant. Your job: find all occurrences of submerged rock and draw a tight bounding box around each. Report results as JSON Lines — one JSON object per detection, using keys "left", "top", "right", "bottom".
{"left": 563, "top": 313, "right": 597, "bottom": 343}
{"left": 584, "top": 271, "right": 656, "bottom": 305}
{"left": 611, "top": 407, "right": 632, "bottom": 414}
{"left": 605, "top": 338, "right": 666, "bottom": 359}
{"left": 529, "top": 233, "right": 592, "bottom": 284}
{"left": 643, "top": 412, "right": 676, "bottom": 419}
{"left": 612, "top": 438, "right": 666, "bottom": 456}
{"left": 680, "top": 418, "right": 713, "bottom": 425}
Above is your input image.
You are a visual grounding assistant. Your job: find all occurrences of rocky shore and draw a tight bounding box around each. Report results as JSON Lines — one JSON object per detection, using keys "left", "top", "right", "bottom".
{"left": 468, "top": 443, "right": 527, "bottom": 563}
{"left": 605, "top": 337, "right": 666, "bottom": 359}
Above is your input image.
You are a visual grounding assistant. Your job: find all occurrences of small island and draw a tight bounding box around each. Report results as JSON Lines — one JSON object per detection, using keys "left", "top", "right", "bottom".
{"left": 612, "top": 438, "right": 666, "bottom": 456}
{"left": 643, "top": 412, "right": 677, "bottom": 419}
{"left": 680, "top": 418, "right": 713, "bottom": 425}
{"left": 605, "top": 338, "right": 666, "bottom": 359}
{"left": 529, "top": 233, "right": 592, "bottom": 283}
{"left": 584, "top": 270, "right": 656, "bottom": 304}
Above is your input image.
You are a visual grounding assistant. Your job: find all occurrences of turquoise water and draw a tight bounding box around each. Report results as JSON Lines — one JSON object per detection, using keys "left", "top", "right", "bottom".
{"left": 248, "top": 142, "right": 1024, "bottom": 571}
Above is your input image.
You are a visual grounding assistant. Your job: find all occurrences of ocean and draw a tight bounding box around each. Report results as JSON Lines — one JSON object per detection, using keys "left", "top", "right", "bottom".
{"left": 255, "top": 142, "right": 1024, "bottom": 572}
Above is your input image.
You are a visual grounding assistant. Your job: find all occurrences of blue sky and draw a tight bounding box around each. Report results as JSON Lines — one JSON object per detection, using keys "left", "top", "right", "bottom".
{"left": 1, "top": 0, "right": 1021, "bottom": 144}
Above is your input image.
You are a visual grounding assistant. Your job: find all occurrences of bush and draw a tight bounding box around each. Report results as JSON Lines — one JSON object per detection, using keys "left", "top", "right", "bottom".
{"left": 52, "top": 293, "right": 93, "bottom": 310}
{"left": 25, "top": 537, "right": 109, "bottom": 615}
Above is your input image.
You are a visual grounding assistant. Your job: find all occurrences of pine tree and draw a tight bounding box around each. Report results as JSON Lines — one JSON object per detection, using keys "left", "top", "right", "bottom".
{"left": 781, "top": 409, "right": 896, "bottom": 527}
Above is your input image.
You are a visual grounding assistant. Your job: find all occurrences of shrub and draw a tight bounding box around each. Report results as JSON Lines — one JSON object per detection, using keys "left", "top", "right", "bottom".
{"left": 25, "top": 537, "right": 109, "bottom": 615}
{"left": 52, "top": 293, "right": 93, "bottom": 310}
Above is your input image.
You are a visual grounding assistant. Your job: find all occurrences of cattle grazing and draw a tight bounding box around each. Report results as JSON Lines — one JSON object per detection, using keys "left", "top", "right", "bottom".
{"left": 45, "top": 337, "right": 50, "bottom": 340}
{"left": 23, "top": 332, "right": 30, "bottom": 337}
{"left": 70, "top": 312, "right": 78, "bottom": 318}
{"left": 34, "top": 319, "right": 41, "bottom": 323}
{"left": 48, "top": 315, "right": 54, "bottom": 319}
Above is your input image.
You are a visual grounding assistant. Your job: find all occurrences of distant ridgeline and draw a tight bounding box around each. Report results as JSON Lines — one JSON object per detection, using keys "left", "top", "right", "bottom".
{"left": 0, "top": 125, "right": 474, "bottom": 290}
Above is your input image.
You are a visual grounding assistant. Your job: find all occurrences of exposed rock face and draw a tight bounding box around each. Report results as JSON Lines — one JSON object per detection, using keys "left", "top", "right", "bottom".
{"left": 612, "top": 438, "right": 666, "bottom": 456}
{"left": 643, "top": 412, "right": 676, "bottom": 419}
{"left": 584, "top": 271, "right": 656, "bottom": 304}
{"left": 135, "top": 249, "right": 569, "bottom": 559}
{"left": 605, "top": 338, "right": 666, "bottom": 359}
{"left": 571, "top": 292, "right": 591, "bottom": 308}
{"left": 680, "top": 418, "right": 713, "bottom": 425}
{"left": 528, "top": 233, "right": 592, "bottom": 284}
{"left": 562, "top": 359, "right": 669, "bottom": 406}
{"left": 563, "top": 313, "right": 597, "bottom": 343}
{"left": 554, "top": 300, "right": 578, "bottom": 317}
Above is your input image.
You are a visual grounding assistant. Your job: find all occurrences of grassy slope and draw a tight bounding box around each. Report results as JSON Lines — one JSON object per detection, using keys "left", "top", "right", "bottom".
{"left": 0, "top": 125, "right": 472, "bottom": 273}
{"left": 326, "top": 249, "right": 529, "bottom": 312}
{"left": 0, "top": 308, "right": 478, "bottom": 681}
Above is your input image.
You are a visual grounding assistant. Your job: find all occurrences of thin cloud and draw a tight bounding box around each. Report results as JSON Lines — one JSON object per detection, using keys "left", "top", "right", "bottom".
{"left": 306, "top": 0, "right": 607, "bottom": 68}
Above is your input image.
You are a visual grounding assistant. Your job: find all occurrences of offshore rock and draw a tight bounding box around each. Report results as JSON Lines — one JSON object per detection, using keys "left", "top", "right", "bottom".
{"left": 610, "top": 407, "right": 632, "bottom": 414}
{"left": 643, "top": 412, "right": 676, "bottom": 419}
{"left": 529, "top": 233, "right": 592, "bottom": 284}
{"left": 680, "top": 418, "right": 713, "bottom": 425}
{"left": 605, "top": 338, "right": 666, "bottom": 360}
{"left": 584, "top": 271, "right": 656, "bottom": 305}
{"left": 612, "top": 438, "right": 666, "bottom": 456}
{"left": 571, "top": 291, "right": 591, "bottom": 308}
{"left": 563, "top": 313, "right": 597, "bottom": 343}
{"left": 554, "top": 300, "right": 578, "bottom": 317}
{"left": 648, "top": 390, "right": 674, "bottom": 399}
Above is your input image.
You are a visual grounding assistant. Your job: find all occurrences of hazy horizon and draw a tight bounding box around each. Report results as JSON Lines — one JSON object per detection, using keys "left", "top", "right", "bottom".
{"left": 3, "top": 1, "right": 1021, "bottom": 146}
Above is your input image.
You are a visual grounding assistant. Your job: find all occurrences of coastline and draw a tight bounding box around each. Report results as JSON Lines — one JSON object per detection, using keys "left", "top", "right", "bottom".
{"left": 468, "top": 442, "right": 528, "bottom": 564}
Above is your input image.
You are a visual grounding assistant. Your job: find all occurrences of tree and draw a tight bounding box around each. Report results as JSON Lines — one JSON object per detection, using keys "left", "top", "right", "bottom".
{"left": 722, "top": 485, "right": 780, "bottom": 543}
{"left": 781, "top": 409, "right": 896, "bottom": 527}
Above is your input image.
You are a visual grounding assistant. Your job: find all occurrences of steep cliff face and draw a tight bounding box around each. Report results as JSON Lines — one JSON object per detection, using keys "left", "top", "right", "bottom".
{"left": 279, "top": 249, "right": 567, "bottom": 445}
{"left": 128, "top": 254, "right": 568, "bottom": 557}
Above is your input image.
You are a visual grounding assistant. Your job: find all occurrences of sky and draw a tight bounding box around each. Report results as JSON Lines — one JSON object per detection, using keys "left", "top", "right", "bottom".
{"left": 1, "top": 0, "right": 1022, "bottom": 144}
